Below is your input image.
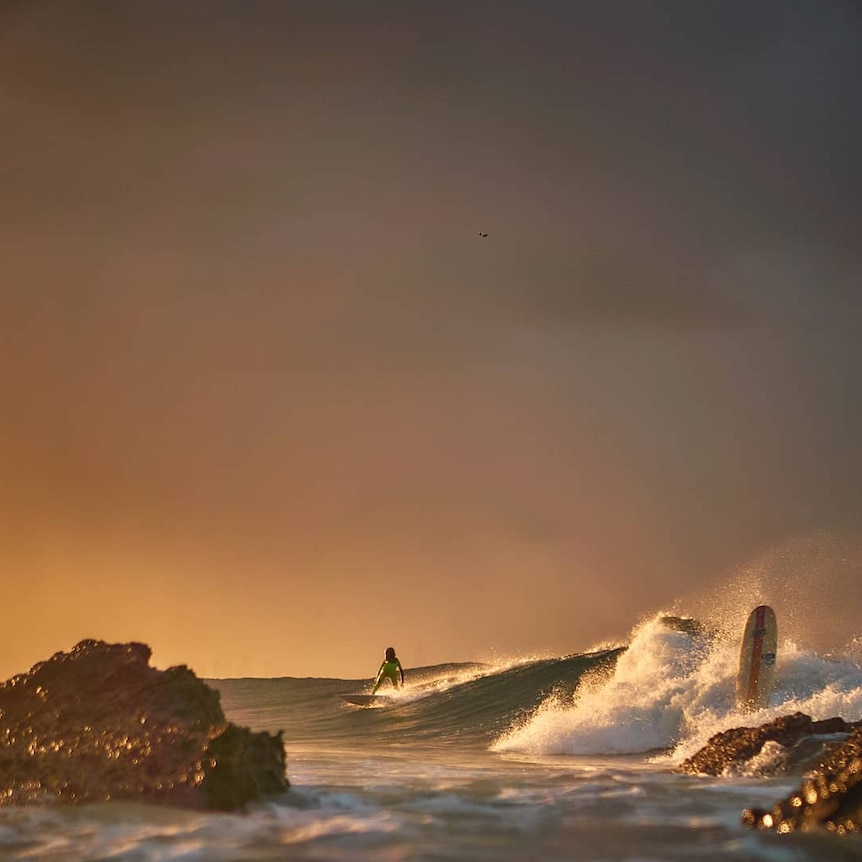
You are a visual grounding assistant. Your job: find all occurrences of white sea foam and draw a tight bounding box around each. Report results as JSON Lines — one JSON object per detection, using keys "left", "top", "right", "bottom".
{"left": 492, "top": 611, "right": 862, "bottom": 763}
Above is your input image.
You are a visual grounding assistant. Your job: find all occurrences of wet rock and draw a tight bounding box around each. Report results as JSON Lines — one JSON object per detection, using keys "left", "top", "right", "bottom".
{"left": 742, "top": 723, "right": 862, "bottom": 835}
{"left": 204, "top": 723, "right": 290, "bottom": 810}
{"left": 677, "top": 711, "right": 862, "bottom": 835}
{"left": 678, "top": 713, "right": 808, "bottom": 776}
{"left": 0, "top": 639, "right": 288, "bottom": 810}
{"left": 676, "top": 712, "right": 856, "bottom": 777}
{"left": 657, "top": 616, "right": 711, "bottom": 638}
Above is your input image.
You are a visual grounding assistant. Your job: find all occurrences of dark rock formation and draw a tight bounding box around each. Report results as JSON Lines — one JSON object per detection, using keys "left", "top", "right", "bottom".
{"left": 678, "top": 711, "right": 862, "bottom": 835}
{"left": 0, "top": 639, "right": 288, "bottom": 810}
{"left": 677, "top": 712, "right": 857, "bottom": 777}
{"left": 657, "top": 615, "right": 713, "bottom": 638}
{"left": 204, "top": 723, "right": 290, "bottom": 811}
{"left": 742, "top": 724, "right": 862, "bottom": 835}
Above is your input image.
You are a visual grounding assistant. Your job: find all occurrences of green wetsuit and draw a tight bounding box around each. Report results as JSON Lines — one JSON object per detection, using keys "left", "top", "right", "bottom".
{"left": 372, "top": 659, "right": 403, "bottom": 693}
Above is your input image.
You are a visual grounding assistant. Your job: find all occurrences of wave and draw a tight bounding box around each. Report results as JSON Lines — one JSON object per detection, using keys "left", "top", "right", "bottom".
{"left": 211, "top": 611, "right": 862, "bottom": 763}
{"left": 213, "top": 651, "right": 620, "bottom": 749}
{"left": 492, "top": 612, "right": 862, "bottom": 763}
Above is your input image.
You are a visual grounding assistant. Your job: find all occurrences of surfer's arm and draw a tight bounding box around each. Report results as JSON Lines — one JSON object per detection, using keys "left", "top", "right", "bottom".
{"left": 398, "top": 660, "right": 404, "bottom": 684}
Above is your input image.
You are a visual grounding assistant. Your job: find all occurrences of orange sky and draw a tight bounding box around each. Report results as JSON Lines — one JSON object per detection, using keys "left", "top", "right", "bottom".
{"left": 2, "top": 2, "right": 861, "bottom": 681}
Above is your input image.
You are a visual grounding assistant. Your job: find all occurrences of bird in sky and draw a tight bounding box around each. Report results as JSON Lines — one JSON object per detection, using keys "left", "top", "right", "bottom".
{"left": 478, "top": 231, "right": 488, "bottom": 238}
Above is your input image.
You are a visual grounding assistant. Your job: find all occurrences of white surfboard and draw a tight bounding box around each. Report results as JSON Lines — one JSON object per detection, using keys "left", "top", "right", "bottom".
{"left": 338, "top": 693, "right": 384, "bottom": 707}
{"left": 736, "top": 605, "right": 777, "bottom": 711}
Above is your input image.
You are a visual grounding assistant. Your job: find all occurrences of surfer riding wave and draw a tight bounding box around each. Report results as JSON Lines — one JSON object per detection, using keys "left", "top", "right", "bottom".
{"left": 372, "top": 647, "right": 405, "bottom": 693}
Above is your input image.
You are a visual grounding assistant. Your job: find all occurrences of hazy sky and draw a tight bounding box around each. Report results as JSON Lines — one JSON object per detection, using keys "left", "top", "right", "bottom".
{"left": 2, "top": 1, "right": 861, "bottom": 680}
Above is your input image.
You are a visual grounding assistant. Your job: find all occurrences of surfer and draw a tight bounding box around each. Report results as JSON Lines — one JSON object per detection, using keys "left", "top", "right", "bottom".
{"left": 371, "top": 647, "right": 404, "bottom": 693}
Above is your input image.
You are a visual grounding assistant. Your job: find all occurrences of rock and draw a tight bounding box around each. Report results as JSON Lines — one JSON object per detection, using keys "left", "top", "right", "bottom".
{"left": 204, "top": 723, "right": 291, "bottom": 810}
{"left": 657, "top": 615, "right": 713, "bottom": 638}
{"left": 742, "top": 724, "right": 862, "bottom": 834}
{"left": 676, "top": 711, "right": 862, "bottom": 835}
{"left": 676, "top": 712, "right": 855, "bottom": 777}
{"left": 678, "top": 713, "right": 809, "bottom": 776}
{"left": 0, "top": 639, "right": 288, "bottom": 810}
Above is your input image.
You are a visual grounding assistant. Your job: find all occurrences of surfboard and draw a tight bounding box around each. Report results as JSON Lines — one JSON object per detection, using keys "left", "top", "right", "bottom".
{"left": 339, "top": 694, "right": 383, "bottom": 707}
{"left": 736, "top": 604, "right": 777, "bottom": 712}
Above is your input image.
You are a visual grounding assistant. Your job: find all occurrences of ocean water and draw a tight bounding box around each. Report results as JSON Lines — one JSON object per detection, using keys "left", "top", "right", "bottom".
{"left": 2, "top": 613, "right": 861, "bottom": 861}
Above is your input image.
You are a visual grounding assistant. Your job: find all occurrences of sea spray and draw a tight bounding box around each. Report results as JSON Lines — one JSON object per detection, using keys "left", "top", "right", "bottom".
{"left": 493, "top": 614, "right": 725, "bottom": 756}
{"left": 491, "top": 612, "right": 862, "bottom": 764}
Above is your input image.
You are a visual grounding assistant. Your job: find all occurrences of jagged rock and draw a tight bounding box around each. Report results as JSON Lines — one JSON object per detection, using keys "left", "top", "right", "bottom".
{"left": 204, "top": 723, "right": 290, "bottom": 810}
{"left": 657, "top": 615, "right": 712, "bottom": 638}
{"left": 742, "top": 724, "right": 862, "bottom": 834}
{"left": 676, "top": 712, "right": 856, "bottom": 777}
{"left": 677, "top": 711, "right": 862, "bottom": 835}
{"left": 0, "top": 639, "right": 288, "bottom": 810}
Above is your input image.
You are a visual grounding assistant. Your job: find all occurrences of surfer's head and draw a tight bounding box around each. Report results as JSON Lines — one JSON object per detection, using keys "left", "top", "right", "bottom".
{"left": 385, "top": 647, "right": 396, "bottom": 661}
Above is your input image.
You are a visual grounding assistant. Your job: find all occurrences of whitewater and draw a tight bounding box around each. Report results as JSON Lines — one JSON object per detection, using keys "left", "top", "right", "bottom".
{"left": 1, "top": 611, "right": 860, "bottom": 861}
